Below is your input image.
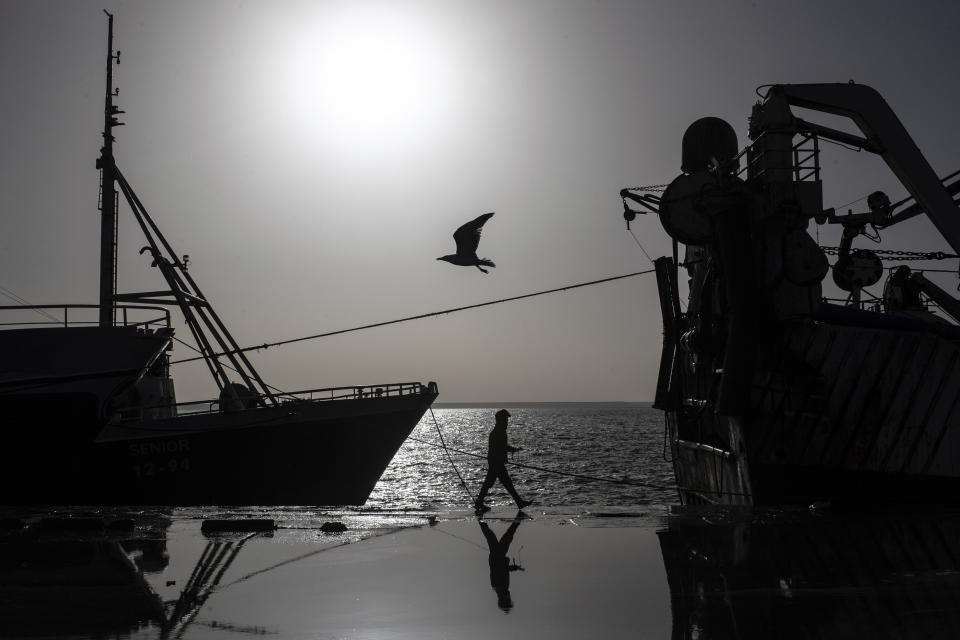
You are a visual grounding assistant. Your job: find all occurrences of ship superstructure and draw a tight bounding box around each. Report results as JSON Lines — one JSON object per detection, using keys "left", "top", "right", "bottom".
{"left": 623, "top": 83, "right": 960, "bottom": 505}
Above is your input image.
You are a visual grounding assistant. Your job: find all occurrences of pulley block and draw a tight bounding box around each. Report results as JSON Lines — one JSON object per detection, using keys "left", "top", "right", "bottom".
{"left": 832, "top": 248, "right": 883, "bottom": 291}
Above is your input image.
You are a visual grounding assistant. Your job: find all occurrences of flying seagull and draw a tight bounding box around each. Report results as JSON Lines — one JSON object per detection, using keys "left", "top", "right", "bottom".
{"left": 437, "top": 212, "right": 497, "bottom": 273}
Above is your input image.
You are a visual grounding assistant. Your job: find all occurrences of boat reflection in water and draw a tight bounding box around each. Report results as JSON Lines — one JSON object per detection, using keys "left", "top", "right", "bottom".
{"left": 0, "top": 520, "right": 169, "bottom": 637}
{"left": 0, "top": 514, "right": 267, "bottom": 639}
{"left": 658, "top": 507, "right": 960, "bottom": 639}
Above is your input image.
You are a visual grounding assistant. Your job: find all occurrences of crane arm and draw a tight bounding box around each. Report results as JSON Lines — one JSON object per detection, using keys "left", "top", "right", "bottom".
{"left": 773, "top": 83, "right": 960, "bottom": 253}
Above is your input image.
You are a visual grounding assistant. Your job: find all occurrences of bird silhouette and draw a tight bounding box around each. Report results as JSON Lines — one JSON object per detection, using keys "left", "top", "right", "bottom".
{"left": 437, "top": 212, "right": 497, "bottom": 273}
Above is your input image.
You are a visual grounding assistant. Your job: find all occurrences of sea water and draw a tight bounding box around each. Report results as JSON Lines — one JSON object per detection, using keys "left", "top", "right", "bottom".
{"left": 1, "top": 404, "right": 670, "bottom": 528}
{"left": 367, "top": 403, "right": 674, "bottom": 512}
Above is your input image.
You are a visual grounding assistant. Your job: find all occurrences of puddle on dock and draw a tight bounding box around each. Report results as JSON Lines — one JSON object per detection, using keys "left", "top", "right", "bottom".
{"left": 1, "top": 506, "right": 959, "bottom": 638}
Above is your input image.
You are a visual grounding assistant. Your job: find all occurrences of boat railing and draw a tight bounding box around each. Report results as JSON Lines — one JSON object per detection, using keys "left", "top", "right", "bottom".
{"left": 0, "top": 303, "right": 170, "bottom": 331}
{"left": 825, "top": 294, "right": 955, "bottom": 317}
{"left": 125, "top": 381, "right": 437, "bottom": 419}
{"left": 286, "top": 381, "right": 435, "bottom": 403}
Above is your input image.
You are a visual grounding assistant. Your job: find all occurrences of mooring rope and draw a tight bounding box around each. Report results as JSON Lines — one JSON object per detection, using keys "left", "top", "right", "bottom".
{"left": 429, "top": 407, "right": 476, "bottom": 505}
{"left": 408, "top": 427, "right": 755, "bottom": 499}
{"left": 170, "top": 269, "right": 656, "bottom": 365}
{"left": 405, "top": 433, "right": 674, "bottom": 492}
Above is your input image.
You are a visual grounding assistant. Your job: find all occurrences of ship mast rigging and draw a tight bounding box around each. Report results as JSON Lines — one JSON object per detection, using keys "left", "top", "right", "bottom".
{"left": 97, "top": 10, "right": 122, "bottom": 328}
{"left": 94, "top": 12, "right": 276, "bottom": 406}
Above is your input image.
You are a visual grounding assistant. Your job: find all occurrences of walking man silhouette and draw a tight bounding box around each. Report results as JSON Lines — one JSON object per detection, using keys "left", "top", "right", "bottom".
{"left": 475, "top": 409, "right": 531, "bottom": 514}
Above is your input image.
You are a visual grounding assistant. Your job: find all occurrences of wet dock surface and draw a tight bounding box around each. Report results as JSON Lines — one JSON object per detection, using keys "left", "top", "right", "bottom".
{"left": 2, "top": 505, "right": 960, "bottom": 638}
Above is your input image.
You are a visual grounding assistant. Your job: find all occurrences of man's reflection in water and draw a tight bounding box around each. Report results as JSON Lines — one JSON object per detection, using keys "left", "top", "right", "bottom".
{"left": 479, "top": 515, "right": 525, "bottom": 612}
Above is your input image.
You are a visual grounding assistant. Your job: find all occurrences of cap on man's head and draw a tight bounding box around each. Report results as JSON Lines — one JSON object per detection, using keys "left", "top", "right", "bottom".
{"left": 495, "top": 409, "right": 511, "bottom": 420}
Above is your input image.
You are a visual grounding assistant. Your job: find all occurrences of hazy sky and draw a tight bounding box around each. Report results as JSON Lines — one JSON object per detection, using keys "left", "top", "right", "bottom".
{"left": 2, "top": 0, "right": 959, "bottom": 402}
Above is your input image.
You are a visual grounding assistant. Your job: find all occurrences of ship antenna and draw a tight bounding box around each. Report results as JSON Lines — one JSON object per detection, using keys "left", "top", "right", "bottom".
{"left": 97, "top": 10, "right": 124, "bottom": 327}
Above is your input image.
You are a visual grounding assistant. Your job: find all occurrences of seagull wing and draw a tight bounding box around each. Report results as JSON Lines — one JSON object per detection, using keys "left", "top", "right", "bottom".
{"left": 453, "top": 212, "right": 494, "bottom": 256}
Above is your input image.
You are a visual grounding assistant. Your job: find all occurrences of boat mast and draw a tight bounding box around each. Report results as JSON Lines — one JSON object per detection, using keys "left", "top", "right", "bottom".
{"left": 91, "top": 12, "right": 276, "bottom": 405}
{"left": 97, "top": 11, "right": 123, "bottom": 327}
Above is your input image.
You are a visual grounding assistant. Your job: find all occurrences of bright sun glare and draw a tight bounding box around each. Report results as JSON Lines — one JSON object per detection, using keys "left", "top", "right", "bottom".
{"left": 281, "top": 6, "right": 455, "bottom": 155}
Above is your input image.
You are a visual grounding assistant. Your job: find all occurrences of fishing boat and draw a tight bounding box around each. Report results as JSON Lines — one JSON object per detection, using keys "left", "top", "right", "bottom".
{"left": 0, "top": 13, "right": 438, "bottom": 506}
{"left": 622, "top": 83, "right": 960, "bottom": 505}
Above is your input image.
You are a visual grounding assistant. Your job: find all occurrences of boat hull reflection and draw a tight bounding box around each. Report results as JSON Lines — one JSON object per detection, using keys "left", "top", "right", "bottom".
{"left": 658, "top": 508, "right": 960, "bottom": 639}
{"left": 0, "top": 535, "right": 165, "bottom": 637}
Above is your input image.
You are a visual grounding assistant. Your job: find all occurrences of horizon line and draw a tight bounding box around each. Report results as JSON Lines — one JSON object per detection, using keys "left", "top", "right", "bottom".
{"left": 432, "top": 400, "right": 652, "bottom": 407}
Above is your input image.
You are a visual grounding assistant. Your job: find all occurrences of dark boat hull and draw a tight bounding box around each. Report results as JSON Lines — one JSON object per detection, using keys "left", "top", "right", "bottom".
{"left": 1, "top": 386, "right": 437, "bottom": 506}
{"left": 664, "top": 321, "right": 960, "bottom": 506}
{"left": 656, "top": 253, "right": 960, "bottom": 506}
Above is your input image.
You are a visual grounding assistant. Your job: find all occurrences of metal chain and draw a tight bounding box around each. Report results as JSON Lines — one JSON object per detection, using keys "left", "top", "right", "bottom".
{"left": 820, "top": 247, "right": 959, "bottom": 261}
{"left": 623, "top": 184, "right": 670, "bottom": 192}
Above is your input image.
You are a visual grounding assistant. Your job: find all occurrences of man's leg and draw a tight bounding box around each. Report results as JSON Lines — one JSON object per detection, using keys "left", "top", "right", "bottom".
{"left": 496, "top": 467, "right": 526, "bottom": 506}
{"left": 475, "top": 467, "right": 497, "bottom": 509}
